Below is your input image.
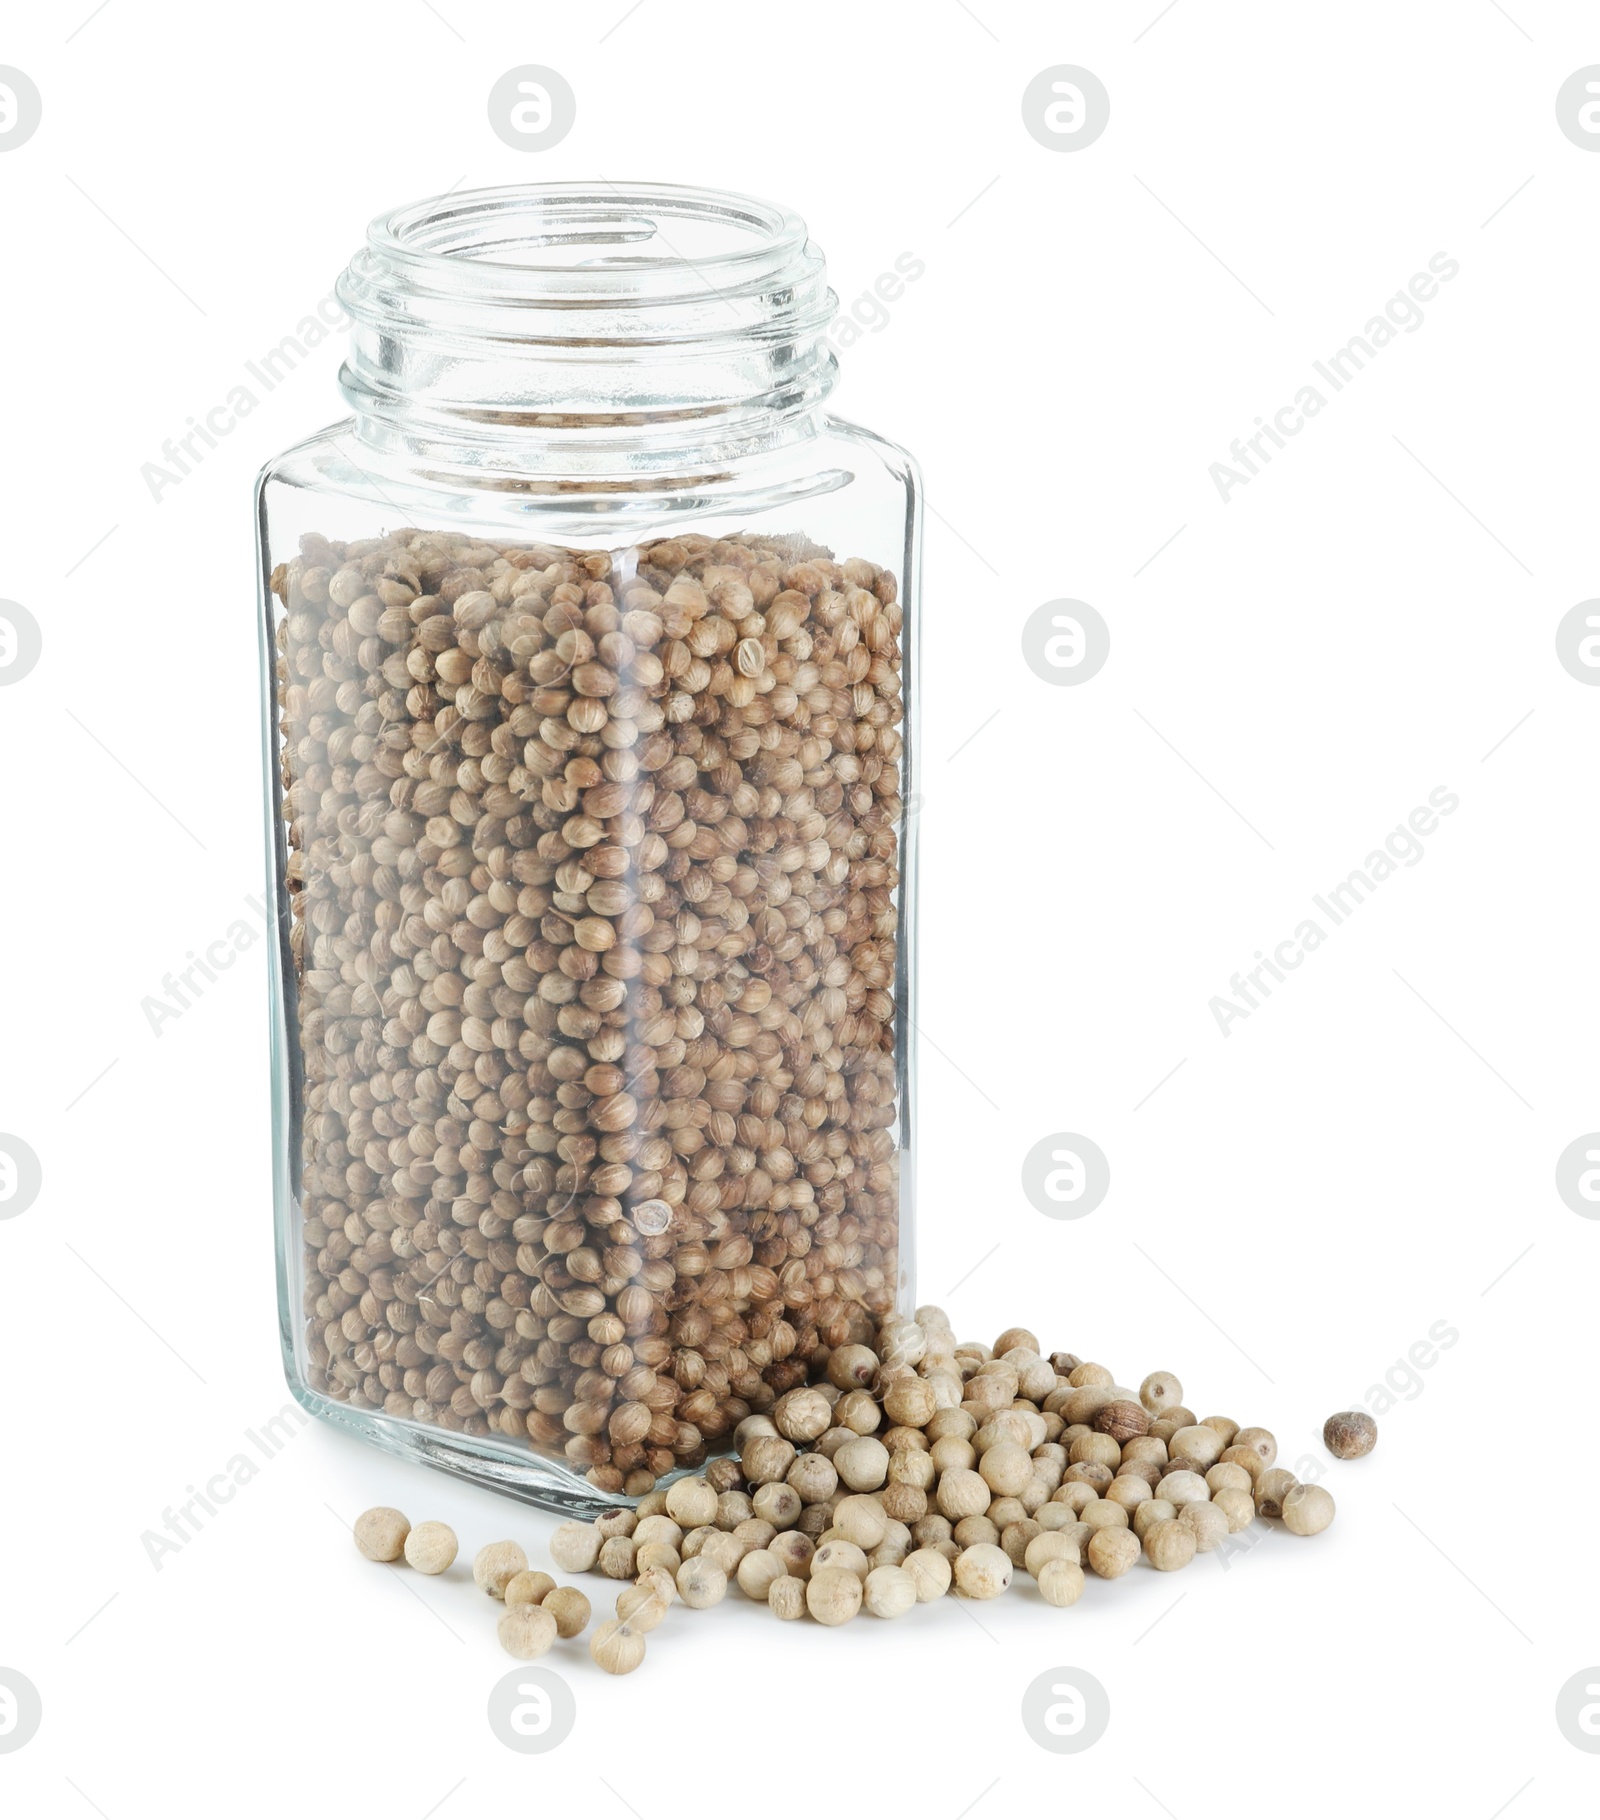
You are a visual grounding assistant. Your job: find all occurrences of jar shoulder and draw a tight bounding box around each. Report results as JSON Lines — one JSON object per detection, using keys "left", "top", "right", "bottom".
{"left": 256, "top": 413, "right": 919, "bottom": 528}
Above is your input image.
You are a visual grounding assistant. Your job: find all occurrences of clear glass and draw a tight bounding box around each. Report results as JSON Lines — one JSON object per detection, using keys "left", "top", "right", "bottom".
{"left": 256, "top": 183, "right": 920, "bottom": 1513}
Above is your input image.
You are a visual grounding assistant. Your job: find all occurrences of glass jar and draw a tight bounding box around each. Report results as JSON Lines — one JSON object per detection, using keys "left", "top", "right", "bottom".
{"left": 256, "top": 182, "right": 920, "bottom": 1514}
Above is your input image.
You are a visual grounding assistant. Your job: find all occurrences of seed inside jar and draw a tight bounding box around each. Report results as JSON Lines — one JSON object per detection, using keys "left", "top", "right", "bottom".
{"left": 271, "top": 528, "right": 908, "bottom": 1496}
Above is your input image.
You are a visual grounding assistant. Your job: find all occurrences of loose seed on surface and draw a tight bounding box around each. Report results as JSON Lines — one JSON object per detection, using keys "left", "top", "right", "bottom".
{"left": 736, "top": 1549, "right": 786, "bottom": 1601}
{"left": 1155, "top": 1470, "right": 1211, "bottom": 1507}
{"left": 676, "top": 1557, "right": 728, "bottom": 1609}
{"left": 1233, "top": 1427, "right": 1278, "bottom": 1466}
{"left": 342, "top": 1309, "right": 1357, "bottom": 1652}
{"left": 590, "top": 1617, "right": 648, "bottom": 1675}
{"left": 1255, "top": 1468, "right": 1298, "bottom": 1520}
{"left": 769, "top": 1575, "right": 808, "bottom": 1620}
{"left": 598, "top": 1536, "right": 639, "bottom": 1579}
{"left": 807, "top": 1567, "right": 863, "bottom": 1625}
{"left": 1132, "top": 1500, "right": 1177, "bottom": 1541}
{"left": 1143, "top": 1519, "right": 1197, "bottom": 1572}
{"left": 473, "top": 1541, "right": 528, "bottom": 1598}
{"left": 1323, "top": 1411, "right": 1377, "bottom": 1460}
{"left": 498, "top": 1604, "right": 558, "bottom": 1660}
{"left": 826, "top": 1496, "right": 884, "bottom": 1551}
{"left": 864, "top": 1565, "right": 917, "bottom": 1618}
{"left": 354, "top": 1508, "right": 409, "bottom": 1562}
{"left": 834, "top": 1436, "right": 891, "bottom": 1492}
{"left": 953, "top": 1543, "right": 1012, "bottom": 1600}
{"left": 543, "top": 1586, "right": 591, "bottom": 1638}
{"left": 904, "top": 1547, "right": 953, "bottom": 1602}
{"left": 403, "top": 1521, "right": 457, "bottom": 1575}
{"left": 1087, "top": 1527, "right": 1141, "bottom": 1579}
{"left": 665, "top": 1478, "right": 719, "bottom": 1530}
{"left": 1037, "top": 1559, "right": 1085, "bottom": 1607}
{"left": 1178, "top": 1501, "right": 1229, "bottom": 1554}
{"left": 811, "top": 1539, "right": 870, "bottom": 1581}
{"left": 1140, "top": 1373, "right": 1183, "bottom": 1414}
{"left": 1282, "top": 1483, "right": 1336, "bottom": 1536}
{"left": 615, "top": 1586, "right": 670, "bottom": 1630}
{"left": 550, "top": 1522, "right": 602, "bottom": 1575}
{"left": 1212, "top": 1487, "right": 1256, "bottom": 1533}
{"left": 504, "top": 1570, "right": 556, "bottom": 1608}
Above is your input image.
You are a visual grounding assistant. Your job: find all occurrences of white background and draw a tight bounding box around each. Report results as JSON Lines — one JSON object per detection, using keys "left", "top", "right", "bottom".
{"left": 2, "top": 2, "right": 1595, "bottom": 1814}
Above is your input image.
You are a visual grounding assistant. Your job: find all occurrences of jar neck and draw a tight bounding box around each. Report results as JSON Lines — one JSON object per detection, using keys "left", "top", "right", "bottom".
{"left": 336, "top": 182, "right": 840, "bottom": 484}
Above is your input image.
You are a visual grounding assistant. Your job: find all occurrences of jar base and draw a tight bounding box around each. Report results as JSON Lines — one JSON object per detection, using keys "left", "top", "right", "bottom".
{"left": 284, "top": 1375, "right": 690, "bottom": 1517}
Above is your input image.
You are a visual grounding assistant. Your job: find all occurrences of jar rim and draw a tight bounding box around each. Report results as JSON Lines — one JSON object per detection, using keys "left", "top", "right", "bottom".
{"left": 365, "top": 180, "right": 816, "bottom": 304}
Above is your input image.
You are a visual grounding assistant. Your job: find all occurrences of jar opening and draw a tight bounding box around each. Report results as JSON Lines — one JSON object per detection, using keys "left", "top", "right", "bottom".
{"left": 337, "top": 182, "right": 839, "bottom": 478}
{"left": 372, "top": 184, "right": 810, "bottom": 295}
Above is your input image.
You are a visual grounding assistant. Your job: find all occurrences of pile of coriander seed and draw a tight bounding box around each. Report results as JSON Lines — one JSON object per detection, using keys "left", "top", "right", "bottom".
{"left": 273, "top": 525, "right": 906, "bottom": 1495}
{"left": 354, "top": 1301, "right": 1346, "bottom": 1674}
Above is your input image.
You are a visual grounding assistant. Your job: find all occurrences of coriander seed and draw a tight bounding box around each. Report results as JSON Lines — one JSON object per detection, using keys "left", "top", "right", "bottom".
{"left": 1218, "top": 1444, "right": 1266, "bottom": 1483}
{"left": 676, "top": 1557, "right": 728, "bottom": 1609}
{"left": 1254, "top": 1468, "right": 1297, "bottom": 1520}
{"left": 953, "top": 1542, "right": 1012, "bottom": 1600}
{"left": 1037, "top": 1559, "right": 1085, "bottom": 1607}
{"left": 1322, "top": 1411, "right": 1377, "bottom": 1460}
{"left": 549, "top": 1522, "right": 602, "bottom": 1575}
{"left": 1143, "top": 1519, "right": 1197, "bottom": 1572}
{"left": 1140, "top": 1372, "right": 1183, "bottom": 1414}
{"left": 936, "top": 1468, "right": 990, "bottom": 1521}
{"left": 1205, "top": 1462, "right": 1253, "bottom": 1496}
{"left": 834, "top": 1436, "right": 890, "bottom": 1492}
{"left": 769, "top": 1576, "right": 808, "bottom": 1621}
{"left": 543, "top": 1586, "right": 591, "bottom": 1638}
{"left": 788, "top": 1454, "right": 839, "bottom": 1505}
{"left": 736, "top": 1549, "right": 786, "bottom": 1601}
{"left": 811, "top": 1539, "right": 871, "bottom": 1581}
{"left": 769, "top": 1531, "right": 814, "bottom": 1577}
{"left": 1025, "top": 1531, "right": 1080, "bottom": 1577}
{"left": 746, "top": 1434, "right": 800, "bottom": 1492}
{"left": 354, "top": 1507, "right": 409, "bottom": 1563}
{"left": 807, "top": 1567, "right": 864, "bottom": 1625}
{"left": 590, "top": 1617, "right": 647, "bottom": 1675}
{"left": 665, "top": 1478, "right": 719, "bottom": 1530}
{"left": 752, "top": 1483, "right": 802, "bottom": 1530}
{"left": 1169, "top": 1425, "right": 1225, "bottom": 1469}
{"left": 1178, "top": 1501, "right": 1228, "bottom": 1553}
{"left": 1233, "top": 1426, "right": 1277, "bottom": 1465}
{"left": 615, "top": 1586, "right": 670, "bottom": 1630}
{"left": 403, "top": 1522, "right": 457, "bottom": 1575}
{"left": 1132, "top": 1500, "right": 1176, "bottom": 1541}
{"left": 632, "top": 1515, "right": 683, "bottom": 1550}
{"left": 978, "top": 1440, "right": 1035, "bottom": 1498}
{"left": 904, "top": 1547, "right": 953, "bottom": 1601}
{"left": 1154, "top": 1470, "right": 1210, "bottom": 1507}
{"left": 1093, "top": 1399, "right": 1151, "bottom": 1443}
{"left": 634, "top": 1565, "right": 678, "bottom": 1607}
{"left": 1281, "top": 1483, "right": 1336, "bottom": 1536}
{"left": 1080, "top": 1499, "right": 1130, "bottom": 1533}
{"left": 473, "top": 1540, "right": 528, "bottom": 1599}
{"left": 1106, "top": 1475, "right": 1153, "bottom": 1514}
{"left": 1212, "top": 1487, "right": 1256, "bottom": 1532}
{"left": 864, "top": 1565, "right": 917, "bottom": 1618}
{"left": 832, "top": 1495, "right": 889, "bottom": 1550}
{"left": 504, "top": 1570, "right": 556, "bottom": 1609}
{"left": 1087, "top": 1527, "right": 1141, "bottom": 1579}
{"left": 498, "top": 1604, "right": 558, "bottom": 1661}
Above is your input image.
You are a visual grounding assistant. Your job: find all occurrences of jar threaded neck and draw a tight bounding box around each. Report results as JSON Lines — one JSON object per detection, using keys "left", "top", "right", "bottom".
{"left": 336, "top": 181, "right": 840, "bottom": 478}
